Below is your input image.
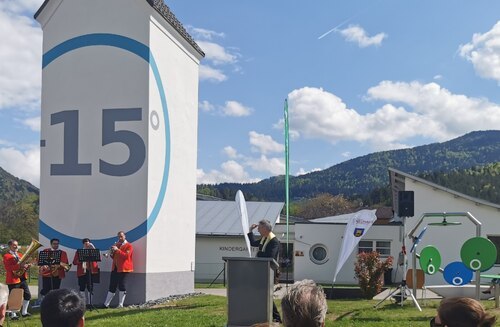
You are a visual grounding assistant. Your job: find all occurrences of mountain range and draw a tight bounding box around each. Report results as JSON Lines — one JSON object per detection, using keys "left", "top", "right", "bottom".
{"left": 198, "top": 130, "right": 500, "bottom": 202}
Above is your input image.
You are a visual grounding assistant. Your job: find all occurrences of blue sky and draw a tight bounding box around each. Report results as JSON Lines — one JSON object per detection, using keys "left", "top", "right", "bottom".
{"left": 1, "top": 0, "right": 500, "bottom": 187}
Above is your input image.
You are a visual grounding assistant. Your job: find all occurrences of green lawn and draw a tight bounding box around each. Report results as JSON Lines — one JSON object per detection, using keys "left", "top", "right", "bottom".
{"left": 10, "top": 295, "right": 500, "bottom": 327}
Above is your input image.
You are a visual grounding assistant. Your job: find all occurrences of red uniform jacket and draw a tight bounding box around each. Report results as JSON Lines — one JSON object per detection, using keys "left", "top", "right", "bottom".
{"left": 3, "top": 251, "right": 26, "bottom": 284}
{"left": 112, "top": 242, "right": 133, "bottom": 273}
{"left": 40, "top": 249, "right": 69, "bottom": 279}
{"left": 72, "top": 251, "right": 99, "bottom": 277}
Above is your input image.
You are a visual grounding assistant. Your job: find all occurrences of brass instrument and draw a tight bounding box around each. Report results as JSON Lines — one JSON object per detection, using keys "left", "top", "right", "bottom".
{"left": 13, "top": 238, "right": 43, "bottom": 277}
{"left": 103, "top": 241, "right": 120, "bottom": 258}
{"left": 50, "top": 262, "right": 72, "bottom": 276}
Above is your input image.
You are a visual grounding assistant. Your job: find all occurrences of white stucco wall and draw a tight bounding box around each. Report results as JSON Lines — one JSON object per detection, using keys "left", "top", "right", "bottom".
{"left": 404, "top": 180, "right": 500, "bottom": 285}
{"left": 293, "top": 223, "right": 401, "bottom": 284}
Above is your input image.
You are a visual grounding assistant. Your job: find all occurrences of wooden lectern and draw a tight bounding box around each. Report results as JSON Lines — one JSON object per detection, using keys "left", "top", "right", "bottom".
{"left": 223, "top": 257, "right": 279, "bottom": 327}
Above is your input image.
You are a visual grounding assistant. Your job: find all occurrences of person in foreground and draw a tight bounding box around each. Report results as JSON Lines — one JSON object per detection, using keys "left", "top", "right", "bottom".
{"left": 0, "top": 283, "right": 8, "bottom": 327}
{"left": 41, "top": 289, "right": 85, "bottom": 327}
{"left": 281, "top": 279, "right": 328, "bottom": 327}
{"left": 248, "top": 219, "right": 282, "bottom": 323}
{"left": 431, "top": 296, "right": 496, "bottom": 327}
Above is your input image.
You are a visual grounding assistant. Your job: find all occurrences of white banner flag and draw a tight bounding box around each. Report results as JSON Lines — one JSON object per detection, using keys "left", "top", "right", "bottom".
{"left": 236, "top": 190, "right": 252, "bottom": 257}
{"left": 333, "top": 209, "right": 377, "bottom": 284}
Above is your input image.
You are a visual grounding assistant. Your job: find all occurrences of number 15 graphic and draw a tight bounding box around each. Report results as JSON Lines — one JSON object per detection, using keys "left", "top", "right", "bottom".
{"left": 50, "top": 108, "right": 146, "bottom": 177}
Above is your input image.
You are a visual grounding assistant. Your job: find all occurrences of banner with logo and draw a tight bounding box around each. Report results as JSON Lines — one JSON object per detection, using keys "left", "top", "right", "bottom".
{"left": 333, "top": 209, "right": 377, "bottom": 283}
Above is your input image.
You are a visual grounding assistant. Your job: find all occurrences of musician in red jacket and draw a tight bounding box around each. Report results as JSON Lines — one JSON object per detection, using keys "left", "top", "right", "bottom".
{"left": 73, "top": 238, "right": 100, "bottom": 304}
{"left": 103, "top": 231, "right": 133, "bottom": 308}
{"left": 39, "top": 238, "right": 69, "bottom": 299}
{"left": 2, "top": 239, "right": 32, "bottom": 317}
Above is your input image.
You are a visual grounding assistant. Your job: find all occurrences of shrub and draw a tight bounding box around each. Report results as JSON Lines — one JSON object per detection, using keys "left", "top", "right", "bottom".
{"left": 354, "top": 251, "right": 393, "bottom": 299}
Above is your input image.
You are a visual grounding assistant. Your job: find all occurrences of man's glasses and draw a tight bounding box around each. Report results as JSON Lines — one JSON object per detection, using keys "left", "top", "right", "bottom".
{"left": 430, "top": 317, "right": 444, "bottom": 327}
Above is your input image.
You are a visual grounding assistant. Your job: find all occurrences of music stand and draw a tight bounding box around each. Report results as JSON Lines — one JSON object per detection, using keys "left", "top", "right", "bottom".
{"left": 38, "top": 250, "right": 62, "bottom": 293}
{"left": 77, "top": 249, "right": 101, "bottom": 310}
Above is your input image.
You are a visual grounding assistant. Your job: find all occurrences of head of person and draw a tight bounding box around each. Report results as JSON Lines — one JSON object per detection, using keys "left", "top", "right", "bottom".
{"left": 281, "top": 279, "right": 327, "bottom": 327}
{"left": 41, "top": 289, "right": 85, "bottom": 327}
{"left": 117, "top": 231, "right": 126, "bottom": 243}
{"left": 432, "top": 297, "right": 496, "bottom": 327}
{"left": 7, "top": 239, "right": 19, "bottom": 252}
{"left": 50, "top": 238, "right": 60, "bottom": 250}
{"left": 82, "top": 238, "right": 94, "bottom": 249}
{"left": 257, "top": 220, "right": 273, "bottom": 237}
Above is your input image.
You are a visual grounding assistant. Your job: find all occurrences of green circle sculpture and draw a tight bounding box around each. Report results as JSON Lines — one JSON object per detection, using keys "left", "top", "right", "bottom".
{"left": 460, "top": 237, "right": 497, "bottom": 272}
{"left": 419, "top": 245, "right": 441, "bottom": 275}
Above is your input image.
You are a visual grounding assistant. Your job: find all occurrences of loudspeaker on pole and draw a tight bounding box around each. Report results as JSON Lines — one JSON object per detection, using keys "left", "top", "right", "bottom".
{"left": 398, "top": 191, "right": 414, "bottom": 217}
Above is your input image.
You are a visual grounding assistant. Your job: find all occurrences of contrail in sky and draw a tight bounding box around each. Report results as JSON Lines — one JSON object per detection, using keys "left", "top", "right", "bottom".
{"left": 318, "top": 1, "right": 379, "bottom": 40}
{"left": 317, "top": 17, "right": 354, "bottom": 40}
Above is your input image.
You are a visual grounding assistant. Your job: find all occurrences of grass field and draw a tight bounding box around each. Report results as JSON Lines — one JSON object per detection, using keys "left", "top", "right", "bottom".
{"left": 9, "top": 294, "right": 500, "bottom": 327}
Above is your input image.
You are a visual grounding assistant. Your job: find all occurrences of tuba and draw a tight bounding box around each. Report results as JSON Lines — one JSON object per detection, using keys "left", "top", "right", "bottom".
{"left": 13, "top": 238, "right": 43, "bottom": 277}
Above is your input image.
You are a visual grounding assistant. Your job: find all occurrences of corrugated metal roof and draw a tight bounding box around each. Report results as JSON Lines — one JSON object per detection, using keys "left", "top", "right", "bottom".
{"left": 197, "top": 201, "right": 284, "bottom": 236}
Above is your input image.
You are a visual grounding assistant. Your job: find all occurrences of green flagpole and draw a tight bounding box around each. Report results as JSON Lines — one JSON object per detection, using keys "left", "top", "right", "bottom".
{"left": 284, "top": 98, "right": 290, "bottom": 284}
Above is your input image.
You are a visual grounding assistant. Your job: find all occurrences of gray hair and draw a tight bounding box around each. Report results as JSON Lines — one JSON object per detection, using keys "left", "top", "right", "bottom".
{"left": 258, "top": 219, "right": 273, "bottom": 232}
{"left": 0, "top": 283, "right": 8, "bottom": 305}
{"left": 281, "top": 279, "right": 327, "bottom": 327}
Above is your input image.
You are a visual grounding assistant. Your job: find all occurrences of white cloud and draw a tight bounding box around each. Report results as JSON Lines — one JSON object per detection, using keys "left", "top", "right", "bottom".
{"left": 296, "top": 167, "right": 321, "bottom": 176}
{"left": 0, "top": 4, "right": 42, "bottom": 110}
{"left": 199, "top": 65, "right": 227, "bottom": 82}
{"left": 197, "top": 41, "right": 238, "bottom": 65}
{"left": 284, "top": 83, "right": 500, "bottom": 152}
{"left": 338, "top": 25, "right": 387, "bottom": 48}
{"left": 222, "top": 146, "right": 241, "bottom": 159}
{"left": 249, "top": 131, "right": 284, "bottom": 154}
{"left": 19, "top": 116, "right": 41, "bottom": 132}
{"left": 0, "top": 145, "right": 40, "bottom": 187}
{"left": 433, "top": 75, "right": 443, "bottom": 80}
{"left": 0, "top": 0, "right": 43, "bottom": 14}
{"left": 341, "top": 152, "right": 352, "bottom": 158}
{"left": 187, "top": 26, "right": 225, "bottom": 41}
{"left": 199, "top": 100, "right": 215, "bottom": 112}
{"left": 221, "top": 101, "right": 253, "bottom": 117}
{"left": 196, "top": 160, "right": 260, "bottom": 184}
{"left": 246, "top": 155, "right": 285, "bottom": 176}
{"left": 459, "top": 21, "right": 500, "bottom": 83}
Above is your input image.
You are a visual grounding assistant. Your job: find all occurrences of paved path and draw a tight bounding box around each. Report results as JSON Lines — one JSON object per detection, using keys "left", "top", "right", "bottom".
{"left": 197, "top": 284, "right": 288, "bottom": 299}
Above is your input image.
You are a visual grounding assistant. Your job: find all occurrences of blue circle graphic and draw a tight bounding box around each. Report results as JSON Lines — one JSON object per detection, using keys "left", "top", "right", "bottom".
{"left": 40, "top": 33, "right": 170, "bottom": 249}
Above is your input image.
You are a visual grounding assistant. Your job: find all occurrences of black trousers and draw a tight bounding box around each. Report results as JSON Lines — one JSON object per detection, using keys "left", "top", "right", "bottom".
{"left": 78, "top": 274, "right": 93, "bottom": 292}
{"left": 108, "top": 269, "right": 128, "bottom": 293}
{"left": 40, "top": 276, "right": 62, "bottom": 296}
{"left": 8, "top": 278, "right": 31, "bottom": 301}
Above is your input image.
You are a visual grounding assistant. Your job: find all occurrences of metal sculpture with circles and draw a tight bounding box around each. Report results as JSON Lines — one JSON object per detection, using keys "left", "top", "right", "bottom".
{"left": 416, "top": 237, "right": 497, "bottom": 285}
{"left": 408, "top": 212, "right": 498, "bottom": 300}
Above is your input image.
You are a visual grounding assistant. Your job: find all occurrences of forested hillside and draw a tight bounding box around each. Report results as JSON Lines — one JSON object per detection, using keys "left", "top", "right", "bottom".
{"left": 198, "top": 130, "right": 500, "bottom": 203}
{"left": 0, "top": 167, "right": 39, "bottom": 243}
{"left": 0, "top": 167, "right": 38, "bottom": 206}
{"left": 420, "top": 162, "right": 500, "bottom": 205}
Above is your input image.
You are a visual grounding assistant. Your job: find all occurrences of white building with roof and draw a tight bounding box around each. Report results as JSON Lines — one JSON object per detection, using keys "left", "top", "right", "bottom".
{"left": 195, "top": 200, "right": 284, "bottom": 282}
{"left": 194, "top": 168, "right": 500, "bottom": 288}
{"left": 389, "top": 167, "right": 500, "bottom": 286}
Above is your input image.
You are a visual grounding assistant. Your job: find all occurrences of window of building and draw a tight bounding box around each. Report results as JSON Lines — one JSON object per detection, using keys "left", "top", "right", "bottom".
{"left": 309, "top": 243, "right": 329, "bottom": 265}
{"left": 487, "top": 235, "right": 500, "bottom": 265}
{"left": 358, "top": 240, "right": 391, "bottom": 258}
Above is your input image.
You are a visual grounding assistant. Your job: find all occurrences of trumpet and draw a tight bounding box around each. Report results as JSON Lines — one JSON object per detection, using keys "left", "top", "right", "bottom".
{"left": 103, "top": 242, "right": 120, "bottom": 258}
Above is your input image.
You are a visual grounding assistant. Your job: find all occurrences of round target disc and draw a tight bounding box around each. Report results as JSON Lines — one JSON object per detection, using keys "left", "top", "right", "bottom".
{"left": 460, "top": 237, "right": 497, "bottom": 272}
{"left": 419, "top": 245, "right": 441, "bottom": 275}
{"left": 443, "top": 261, "right": 473, "bottom": 286}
